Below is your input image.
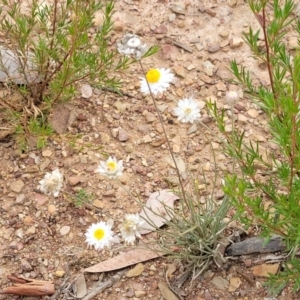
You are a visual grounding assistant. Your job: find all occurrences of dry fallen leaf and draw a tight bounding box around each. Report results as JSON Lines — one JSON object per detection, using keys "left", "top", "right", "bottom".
{"left": 139, "top": 189, "right": 179, "bottom": 235}
{"left": 84, "top": 248, "right": 163, "bottom": 273}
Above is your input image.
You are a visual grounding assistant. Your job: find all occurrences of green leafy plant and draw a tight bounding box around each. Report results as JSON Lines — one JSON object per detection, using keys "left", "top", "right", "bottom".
{"left": 73, "top": 188, "right": 94, "bottom": 207}
{"left": 0, "top": 0, "right": 130, "bottom": 148}
{"left": 208, "top": 0, "right": 300, "bottom": 294}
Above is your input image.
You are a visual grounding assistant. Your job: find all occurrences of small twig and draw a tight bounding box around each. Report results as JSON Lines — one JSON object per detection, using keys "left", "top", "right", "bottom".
{"left": 82, "top": 269, "right": 127, "bottom": 300}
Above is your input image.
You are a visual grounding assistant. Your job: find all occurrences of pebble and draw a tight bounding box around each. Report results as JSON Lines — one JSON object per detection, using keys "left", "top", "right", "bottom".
{"left": 247, "top": 109, "right": 259, "bottom": 118}
{"left": 16, "top": 194, "right": 25, "bottom": 204}
{"left": 228, "top": 277, "right": 242, "bottom": 292}
{"left": 216, "top": 81, "right": 226, "bottom": 91}
{"left": 39, "top": 158, "right": 51, "bottom": 171}
{"left": 126, "top": 263, "right": 144, "bottom": 277}
{"left": 137, "top": 124, "right": 151, "bottom": 134}
{"left": 26, "top": 226, "right": 36, "bottom": 235}
{"left": 211, "top": 276, "right": 229, "bottom": 290}
{"left": 55, "top": 270, "right": 66, "bottom": 277}
{"left": 48, "top": 204, "right": 56, "bottom": 214}
{"left": 42, "top": 149, "right": 53, "bottom": 157}
{"left": 238, "top": 114, "right": 248, "bottom": 123}
{"left": 10, "top": 180, "right": 25, "bottom": 193}
{"left": 68, "top": 176, "right": 81, "bottom": 186}
{"left": 230, "top": 36, "right": 244, "bottom": 48}
{"left": 21, "top": 259, "right": 33, "bottom": 272}
{"left": 135, "top": 291, "right": 146, "bottom": 298}
{"left": 93, "top": 199, "right": 104, "bottom": 209}
{"left": 207, "top": 42, "right": 220, "bottom": 53}
{"left": 24, "top": 216, "right": 34, "bottom": 225}
{"left": 202, "top": 60, "right": 215, "bottom": 76}
{"left": 145, "top": 112, "right": 156, "bottom": 123}
{"left": 60, "top": 226, "right": 71, "bottom": 236}
{"left": 252, "top": 263, "right": 280, "bottom": 278}
{"left": 118, "top": 128, "right": 129, "bottom": 142}
{"left": 99, "top": 132, "right": 110, "bottom": 144}
{"left": 188, "top": 123, "right": 198, "bottom": 135}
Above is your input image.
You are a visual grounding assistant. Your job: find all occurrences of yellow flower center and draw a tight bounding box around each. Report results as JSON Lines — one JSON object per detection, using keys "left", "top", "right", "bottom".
{"left": 146, "top": 69, "right": 161, "bottom": 83}
{"left": 107, "top": 161, "right": 117, "bottom": 172}
{"left": 184, "top": 108, "right": 192, "bottom": 115}
{"left": 94, "top": 228, "right": 105, "bottom": 240}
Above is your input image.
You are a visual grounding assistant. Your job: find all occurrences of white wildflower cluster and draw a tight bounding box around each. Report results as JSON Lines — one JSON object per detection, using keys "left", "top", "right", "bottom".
{"left": 38, "top": 168, "right": 63, "bottom": 197}
{"left": 117, "top": 33, "right": 148, "bottom": 60}
{"left": 85, "top": 214, "right": 144, "bottom": 250}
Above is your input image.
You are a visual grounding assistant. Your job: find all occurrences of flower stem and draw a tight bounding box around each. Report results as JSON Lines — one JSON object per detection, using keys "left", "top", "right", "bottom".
{"left": 138, "top": 61, "right": 187, "bottom": 203}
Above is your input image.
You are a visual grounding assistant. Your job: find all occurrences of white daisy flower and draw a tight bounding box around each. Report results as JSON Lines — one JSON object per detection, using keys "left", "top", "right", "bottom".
{"left": 38, "top": 168, "right": 63, "bottom": 197}
{"left": 174, "top": 98, "right": 201, "bottom": 123}
{"left": 140, "top": 68, "right": 174, "bottom": 95}
{"left": 85, "top": 222, "right": 114, "bottom": 250}
{"left": 117, "top": 33, "right": 148, "bottom": 60}
{"left": 225, "top": 91, "right": 239, "bottom": 104}
{"left": 120, "top": 213, "right": 144, "bottom": 244}
{"left": 96, "top": 156, "right": 124, "bottom": 178}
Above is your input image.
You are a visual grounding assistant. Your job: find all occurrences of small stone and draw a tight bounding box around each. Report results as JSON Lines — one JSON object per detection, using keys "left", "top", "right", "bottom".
{"left": 149, "top": 265, "right": 156, "bottom": 271}
{"left": 202, "top": 60, "right": 215, "bottom": 77}
{"left": 177, "top": 20, "right": 185, "bottom": 28}
{"left": 172, "top": 144, "right": 180, "bottom": 153}
{"left": 68, "top": 176, "right": 81, "bottom": 186}
{"left": 93, "top": 199, "right": 104, "bottom": 209}
{"left": 216, "top": 81, "right": 226, "bottom": 91}
{"left": 126, "top": 263, "right": 144, "bottom": 278}
{"left": 26, "top": 226, "right": 36, "bottom": 235}
{"left": 252, "top": 263, "right": 280, "bottom": 278}
{"left": 113, "top": 101, "right": 127, "bottom": 112}
{"left": 39, "top": 158, "right": 51, "bottom": 171}
{"left": 217, "top": 64, "right": 232, "bottom": 80}
{"left": 111, "top": 128, "right": 119, "bottom": 138}
{"left": 211, "top": 276, "right": 229, "bottom": 290}
{"left": 125, "top": 144, "right": 134, "bottom": 153}
{"left": 21, "top": 260, "right": 33, "bottom": 272}
{"left": 99, "top": 132, "right": 110, "bottom": 144}
{"left": 228, "top": 0, "right": 237, "bottom": 7}
{"left": 207, "top": 42, "right": 220, "bottom": 53}
{"left": 24, "top": 216, "right": 34, "bottom": 225}
{"left": 103, "top": 190, "right": 115, "bottom": 197}
{"left": 42, "top": 149, "right": 53, "bottom": 157}
{"left": 10, "top": 180, "right": 25, "bottom": 193}
{"left": 228, "top": 277, "right": 242, "bottom": 292}
{"left": 55, "top": 270, "right": 66, "bottom": 278}
{"left": 206, "top": 9, "right": 216, "bottom": 17}
{"left": 173, "top": 65, "right": 185, "bottom": 78}
{"left": 152, "top": 137, "right": 166, "bottom": 147}
{"left": 247, "top": 109, "right": 259, "bottom": 118}
{"left": 199, "top": 74, "right": 212, "bottom": 84}
{"left": 188, "top": 123, "right": 198, "bottom": 135}
{"left": 60, "top": 226, "right": 71, "bottom": 236}
{"left": 238, "top": 114, "right": 248, "bottom": 123}
{"left": 168, "top": 13, "right": 176, "bottom": 22}
{"left": 137, "top": 124, "right": 151, "bottom": 134}
{"left": 145, "top": 112, "right": 156, "bottom": 123}
{"left": 48, "top": 204, "right": 56, "bottom": 214}
{"left": 219, "top": 29, "right": 229, "bottom": 38}
{"left": 135, "top": 291, "right": 146, "bottom": 298}
{"left": 118, "top": 128, "right": 129, "bottom": 142}
{"left": 16, "top": 194, "right": 26, "bottom": 204}
{"left": 230, "top": 36, "right": 244, "bottom": 48}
